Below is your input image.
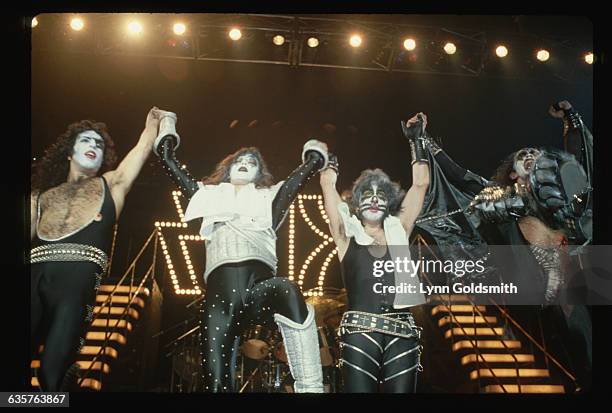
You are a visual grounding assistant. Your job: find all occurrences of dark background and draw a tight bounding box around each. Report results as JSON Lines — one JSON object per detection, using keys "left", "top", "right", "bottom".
{"left": 29, "top": 14, "right": 594, "bottom": 389}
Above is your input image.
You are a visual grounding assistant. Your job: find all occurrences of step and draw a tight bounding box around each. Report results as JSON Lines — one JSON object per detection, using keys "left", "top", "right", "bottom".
{"left": 31, "top": 360, "right": 110, "bottom": 374}
{"left": 95, "top": 295, "right": 145, "bottom": 308}
{"left": 452, "top": 340, "right": 522, "bottom": 351}
{"left": 79, "top": 345, "right": 118, "bottom": 359}
{"left": 470, "top": 368, "right": 550, "bottom": 379}
{"left": 483, "top": 384, "right": 565, "bottom": 394}
{"left": 98, "top": 285, "right": 150, "bottom": 296}
{"left": 439, "top": 315, "right": 498, "bottom": 327}
{"left": 445, "top": 327, "right": 505, "bottom": 338}
{"left": 431, "top": 305, "right": 487, "bottom": 316}
{"left": 31, "top": 376, "right": 102, "bottom": 391}
{"left": 93, "top": 306, "right": 140, "bottom": 320}
{"left": 461, "top": 354, "right": 535, "bottom": 365}
{"left": 91, "top": 318, "right": 133, "bottom": 332}
{"left": 85, "top": 331, "right": 127, "bottom": 345}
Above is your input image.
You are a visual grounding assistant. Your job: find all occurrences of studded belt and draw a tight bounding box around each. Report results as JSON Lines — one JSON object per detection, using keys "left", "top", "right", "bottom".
{"left": 339, "top": 310, "right": 421, "bottom": 340}
{"left": 30, "top": 243, "right": 108, "bottom": 272}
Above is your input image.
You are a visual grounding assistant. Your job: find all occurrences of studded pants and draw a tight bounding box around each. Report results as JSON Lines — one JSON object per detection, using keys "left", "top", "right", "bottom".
{"left": 30, "top": 261, "right": 102, "bottom": 391}
{"left": 200, "top": 260, "right": 308, "bottom": 392}
{"left": 340, "top": 331, "right": 422, "bottom": 393}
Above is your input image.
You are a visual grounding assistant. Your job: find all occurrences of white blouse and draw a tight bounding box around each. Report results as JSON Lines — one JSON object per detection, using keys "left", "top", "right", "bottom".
{"left": 184, "top": 181, "right": 284, "bottom": 281}
{"left": 337, "top": 202, "right": 426, "bottom": 308}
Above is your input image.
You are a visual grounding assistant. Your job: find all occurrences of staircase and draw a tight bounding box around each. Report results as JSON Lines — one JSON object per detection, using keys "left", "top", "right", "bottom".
{"left": 31, "top": 229, "right": 161, "bottom": 391}
{"left": 31, "top": 285, "right": 152, "bottom": 391}
{"left": 430, "top": 295, "right": 568, "bottom": 393}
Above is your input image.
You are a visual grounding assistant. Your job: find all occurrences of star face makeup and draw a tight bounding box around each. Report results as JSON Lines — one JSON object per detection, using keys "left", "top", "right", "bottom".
{"left": 72, "top": 130, "right": 105, "bottom": 172}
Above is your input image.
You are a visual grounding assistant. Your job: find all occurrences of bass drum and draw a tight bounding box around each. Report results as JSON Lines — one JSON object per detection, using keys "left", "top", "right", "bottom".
{"left": 241, "top": 325, "right": 278, "bottom": 360}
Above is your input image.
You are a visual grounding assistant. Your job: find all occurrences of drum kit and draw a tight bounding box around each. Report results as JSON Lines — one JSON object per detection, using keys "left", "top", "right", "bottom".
{"left": 166, "top": 288, "right": 347, "bottom": 393}
{"left": 236, "top": 288, "right": 346, "bottom": 393}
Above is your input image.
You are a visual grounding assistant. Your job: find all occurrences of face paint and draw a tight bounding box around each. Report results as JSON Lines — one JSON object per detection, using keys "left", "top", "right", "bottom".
{"left": 513, "top": 147, "right": 541, "bottom": 179}
{"left": 229, "top": 154, "right": 260, "bottom": 184}
{"left": 72, "top": 130, "right": 104, "bottom": 172}
{"left": 358, "top": 183, "right": 388, "bottom": 222}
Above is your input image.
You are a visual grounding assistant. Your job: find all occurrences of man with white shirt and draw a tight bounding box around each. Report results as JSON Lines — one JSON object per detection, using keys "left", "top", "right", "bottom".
{"left": 153, "top": 111, "right": 329, "bottom": 392}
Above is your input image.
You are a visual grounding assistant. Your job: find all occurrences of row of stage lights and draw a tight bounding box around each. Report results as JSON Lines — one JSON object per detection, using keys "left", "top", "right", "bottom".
{"left": 31, "top": 16, "right": 595, "bottom": 64}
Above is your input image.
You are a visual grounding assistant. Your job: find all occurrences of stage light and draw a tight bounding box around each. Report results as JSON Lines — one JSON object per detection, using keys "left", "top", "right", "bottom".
{"left": 585, "top": 52, "right": 594, "bottom": 64}
{"left": 273, "top": 35, "right": 285, "bottom": 46}
{"left": 403, "top": 38, "right": 416, "bottom": 51}
{"left": 307, "top": 37, "right": 319, "bottom": 48}
{"left": 443, "top": 42, "right": 457, "bottom": 55}
{"left": 536, "top": 49, "right": 550, "bottom": 62}
{"left": 495, "top": 45, "right": 508, "bottom": 58}
{"left": 349, "top": 34, "right": 362, "bottom": 48}
{"left": 229, "top": 28, "right": 242, "bottom": 41}
{"left": 31, "top": 17, "right": 38, "bottom": 28}
{"left": 128, "top": 21, "right": 143, "bottom": 35}
{"left": 70, "top": 17, "right": 84, "bottom": 31}
{"left": 173, "top": 23, "right": 186, "bottom": 36}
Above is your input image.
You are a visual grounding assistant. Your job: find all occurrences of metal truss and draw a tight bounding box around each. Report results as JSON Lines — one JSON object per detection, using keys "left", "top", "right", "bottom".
{"left": 31, "top": 13, "right": 592, "bottom": 82}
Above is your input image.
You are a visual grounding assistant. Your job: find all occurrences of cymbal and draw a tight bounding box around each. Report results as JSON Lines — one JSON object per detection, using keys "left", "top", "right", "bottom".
{"left": 306, "top": 296, "right": 346, "bottom": 326}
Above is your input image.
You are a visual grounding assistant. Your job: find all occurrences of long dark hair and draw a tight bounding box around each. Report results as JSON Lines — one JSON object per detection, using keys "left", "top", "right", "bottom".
{"left": 343, "top": 168, "right": 405, "bottom": 218}
{"left": 201, "top": 147, "right": 274, "bottom": 188}
{"left": 489, "top": 151, "right": 517, "bottom": 187}
{"left": 32, "top": 120, "right": 117, "bottom": 194}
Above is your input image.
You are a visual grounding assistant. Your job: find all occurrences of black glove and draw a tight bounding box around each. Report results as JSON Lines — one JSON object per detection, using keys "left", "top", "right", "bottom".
{"left": 326, "top": 153, "right": 339, "bottom": 176}
{"left": 401, "top": 119, "right": 428, "bottom": 164}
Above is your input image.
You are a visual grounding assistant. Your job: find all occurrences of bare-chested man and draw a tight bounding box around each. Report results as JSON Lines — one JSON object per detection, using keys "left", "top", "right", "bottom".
{"left": 30, "top": 107, "right": 162, "bottom": 391}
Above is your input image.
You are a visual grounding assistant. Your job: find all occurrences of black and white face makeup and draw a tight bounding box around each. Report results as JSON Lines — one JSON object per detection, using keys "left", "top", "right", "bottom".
{"left": 358, "top": 183, "right": 388, "bottom": 223}
{"left": 229, "top": 154, "right": 260, "bottom": 184}
{"left": 513, "top": 147, "right": 541, "bottom": 179}
{"left": 72, "top": 130, "right": 105, "bottom": 172}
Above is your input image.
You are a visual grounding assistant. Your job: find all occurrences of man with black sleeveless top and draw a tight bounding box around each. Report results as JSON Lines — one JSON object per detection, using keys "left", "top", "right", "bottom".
{"left": 319, "top": 113, "right": 430, "bottom": 392}
{"left": 30, "top": 107, "right": 163, "bottom": 391}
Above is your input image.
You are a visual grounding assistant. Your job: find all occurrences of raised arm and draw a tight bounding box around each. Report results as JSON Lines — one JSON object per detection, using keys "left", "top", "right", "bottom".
{"left": 399, "top": 113, "right": 430, "bottom": 235}
{"left": 158, "top": 139, "right": 200, "bottom": 200}
{"left": 104, "top": 107, "right": 161, "bottom": 217}
{"left": 153, "top": 111, "right": 200, "bottom": 200}
{"left": 271, "top": 140, "right": 329, "bottom": 231}
{"left": 319, "top": 157, "right": 349, "bottom": 258}
{"left": 549, "top": 100, "right": 593, "bottom": 182}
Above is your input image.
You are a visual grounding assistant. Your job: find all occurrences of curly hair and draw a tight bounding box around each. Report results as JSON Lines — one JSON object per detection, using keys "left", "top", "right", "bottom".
{"left": 201, "top": 147, "right": 274, "bottom": 188}
{"left": 344, "top": 168, "right": 406, "bottom": 218}
{"left": 32, "top": 120, "right": 118, "bottom": 194}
